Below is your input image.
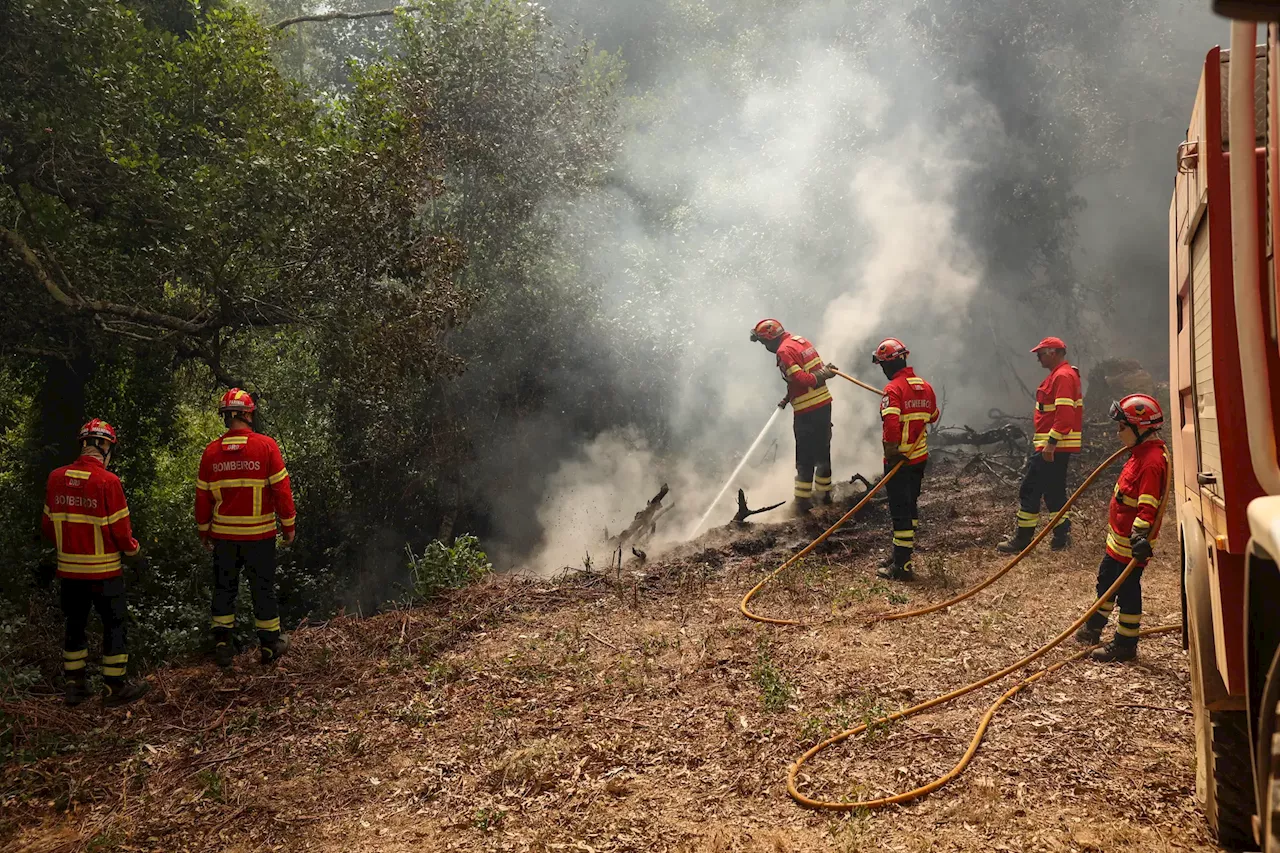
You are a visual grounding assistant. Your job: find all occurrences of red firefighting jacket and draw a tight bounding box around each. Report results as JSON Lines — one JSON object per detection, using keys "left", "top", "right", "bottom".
{"left": 880, "top": 367, "right": 940, "bottom": 465}
{"left": 1033, "top": 361, "right": 1083, "bottom": 452}
{"left": 195, "top": 428, "right": 297, "bottom": 541}
{"left": 776, "top": 333, "right": 832, "bottom": 414}
{"left": 41, "top": 455, "right": 139, "bottom": 580}
{"left": 1105, "top": 437, "right": 1168, "bottom": 565}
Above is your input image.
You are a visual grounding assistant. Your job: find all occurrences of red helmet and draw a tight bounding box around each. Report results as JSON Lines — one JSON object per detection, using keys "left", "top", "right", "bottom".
{"left": 1110, "top": 394, "right": 1164, "bottom": 430}
{"left": 750, "top": 319, "right": 786, "bottom": 342}
{"left": 1030, "top": 336, "right": 1067, "bottom": 353}
{"left": 871, "top": 338, "right": 909, "bottom": 364}
{"left": 78, "top": 418, "right": 118, "bottom": 445}
{"left": 218, "top": 388, "right": 256, "bottom": 414}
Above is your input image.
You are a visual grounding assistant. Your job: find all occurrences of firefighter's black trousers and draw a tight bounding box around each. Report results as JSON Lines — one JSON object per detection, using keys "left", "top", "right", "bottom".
{"left": 886, "top": 460, "right": 927, "bottom": 569}
{"left": 793, "top": 405, "right": 833, "bottom": 500}
{"left": 211, "top": 539, "right": 281, "bottom": 646}
{"left": 1085, "top": 554, "right": 1144, "bottom": 645}
{"left": 60, "top": 576, "right": 129, "bottom": 684}
{"left": 1016, "top": 452, "right": 1073, "bottom": 531}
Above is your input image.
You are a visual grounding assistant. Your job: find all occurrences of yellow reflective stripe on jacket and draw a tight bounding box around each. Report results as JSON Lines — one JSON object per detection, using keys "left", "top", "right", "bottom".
{"left": 58, "top": 558, "right": 122, "bottom": 574}
{"left": 46, "top": 511, "right": 116, "bottom": 525}
{"left": 1106, "top": 531, "right": 1132, "bottom": 556}
{"left": 267, "top": 468, "right": 289, "bottom": 485}
{"left": 210, "top": 521, "right": 278, "bottom": 536}
{"left": 792, "top": 385, "right": 832, "bottom": 411}
{"left": 1053, "top": 397, "right": 1078, "bottom": 407}
{"left": 905, "top": 377, "right": 925, "bottom": 385}
{"left": 213, "top": 511, "right": 276, "bottom": 525}
{"left": 1137, "top": 494, "right": 1160, "bottom": 508}
{"left": 104, "top": 507, "right": 129, "bottom": 524}
{"left": 210, "top": 477, "right": 270, "bottom": 489}
{"left": 880, "top": 406, "right": 902, "bottom": 417}
{"left": 1113, "top": 486, "right": 1139, "bottom": 507}
{"left": 802, "top": 356, "right": 822, "bottom": 370}
{"left": 786, "top": 364, "right": 802, "bottom": 376}
{"left": 196, "top": 479, "right": 212, "bottom": 491}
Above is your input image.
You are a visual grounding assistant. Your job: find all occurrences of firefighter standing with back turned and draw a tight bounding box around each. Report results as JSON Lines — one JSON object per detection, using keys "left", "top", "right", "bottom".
{"left": 196, "top": 389, "right": 297, "bottom": 667}
{"left": 997, "top": 336, "right": 1084, "bottom": 553}
{"left": 751, "top": 319, "right": 837, "bottom": 513}
{"left": 872, "top": 339, "right": 940, "bottom": 582}
{"left": 41, "top": 420, "right": 151, "bottom": 706}
{"left": 1075, "top": 394, "right": 1168, "bottom": 662}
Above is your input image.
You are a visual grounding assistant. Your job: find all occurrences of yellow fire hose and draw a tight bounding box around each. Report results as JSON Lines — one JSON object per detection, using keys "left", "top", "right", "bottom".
{"left": 734, "top": 370, "right": 1175, "bottom": 810}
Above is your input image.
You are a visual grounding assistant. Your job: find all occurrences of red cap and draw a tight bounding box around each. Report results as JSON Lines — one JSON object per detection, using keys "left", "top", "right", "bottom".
{"left": 1030, "top": 336, "right": 1067, "bottom": 353}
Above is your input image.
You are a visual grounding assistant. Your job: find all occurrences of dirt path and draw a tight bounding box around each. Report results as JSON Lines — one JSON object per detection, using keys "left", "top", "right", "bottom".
{"left": 3, "top": 465, "right": 1218, "bottom": 852}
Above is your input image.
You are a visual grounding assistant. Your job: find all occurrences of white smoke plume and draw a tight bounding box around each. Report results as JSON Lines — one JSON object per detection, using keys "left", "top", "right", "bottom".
{"left": 497, "top": 5, "right": 1006, "bottom": 573}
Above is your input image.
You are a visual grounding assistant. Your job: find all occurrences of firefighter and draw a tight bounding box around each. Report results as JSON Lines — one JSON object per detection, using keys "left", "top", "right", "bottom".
{"left": 40, "top": 420, "right": 151, "bottom": 707}
{"left": 1075, "top": 394, "right": 1168, "bottom": 662}
{"left": 996, "top": 336, "right": 1083, "bottom": 553}
{"left": 751, "top": 319, "right": 837, "bottom": 513}
{"left": 871, "top": 339, "right": 940, "bottom": 581}
{"left": 196, "top": 389, "right": 297, "bottom": 668}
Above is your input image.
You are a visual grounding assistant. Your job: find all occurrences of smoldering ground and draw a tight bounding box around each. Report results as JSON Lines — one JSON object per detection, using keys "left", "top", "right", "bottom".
{"left": 468, "top": 0, "right": 1223, "bottom": 573}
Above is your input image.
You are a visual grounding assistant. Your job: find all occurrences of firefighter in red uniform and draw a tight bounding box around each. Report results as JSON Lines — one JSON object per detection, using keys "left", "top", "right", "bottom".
{"left": 871, "top": 339, "right": 940, "bottom": 581}
{"left": 1075, "top": 394, "right": 1168, "bottom": 662}
{"left": 196, "top": 389, "right": 297, "bottom": 667}
{"left": 997, "top": 336, "right": 1084, "bottom": 553}
{"left": 41, "top": 420, "right": 151, "bottom": 706}
{"left": 751, "top": 319, "right": 837, "bottom": 513}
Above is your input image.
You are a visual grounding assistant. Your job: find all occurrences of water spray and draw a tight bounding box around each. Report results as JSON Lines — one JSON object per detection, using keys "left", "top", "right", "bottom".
{"left": 687, "top": 406, "right": 785, "bottom": 538}
{"left": 686, "top": 371, "right": 882, "bottom": 540}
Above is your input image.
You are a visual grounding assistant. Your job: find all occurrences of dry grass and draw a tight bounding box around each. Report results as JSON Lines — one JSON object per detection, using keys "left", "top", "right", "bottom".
{"left": 1, "top": 459, "right": 1217, "bottom": 852}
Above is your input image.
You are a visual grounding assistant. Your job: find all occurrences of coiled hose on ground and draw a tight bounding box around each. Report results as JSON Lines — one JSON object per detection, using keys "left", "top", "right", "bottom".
{"left": 732, "top": 372, "right": 1175, "bottom": 809}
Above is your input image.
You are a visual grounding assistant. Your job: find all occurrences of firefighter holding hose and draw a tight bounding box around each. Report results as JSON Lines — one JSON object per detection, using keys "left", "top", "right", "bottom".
{"left": 872, "top": 339, "right": 939, "bottom": 581}
{"left": 997, "top": 336, "right": 1083, "bottom": 553}
{"left": 196, "top": 389, "right": 297, "bottom": 668}
{"left": 1075, "top": 394, "right": 1168, "bottom": 662}
{"left": 751, "top": 319, "right": 837, "bottom": 514}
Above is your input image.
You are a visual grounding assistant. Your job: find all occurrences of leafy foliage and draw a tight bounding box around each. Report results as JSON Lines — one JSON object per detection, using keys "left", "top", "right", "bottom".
{"left": 407, "top": 534, "right": 494, "bottom": 601}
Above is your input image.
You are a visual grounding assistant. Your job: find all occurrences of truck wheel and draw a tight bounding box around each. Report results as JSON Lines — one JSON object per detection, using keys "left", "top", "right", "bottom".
{"left": 1206, "top": 709, "right": 1257, "bottom": 850}
{"left": 1269, "top": 727, "right": 1280, "bottom": 853}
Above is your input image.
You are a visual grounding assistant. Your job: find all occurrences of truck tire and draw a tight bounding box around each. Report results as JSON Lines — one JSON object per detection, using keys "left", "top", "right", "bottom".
{"left": 1268, "top": 726, "right": 1280, "bottom": 853}
{"left": 1208, "top": 709, "right": 1257, "bottom": 850}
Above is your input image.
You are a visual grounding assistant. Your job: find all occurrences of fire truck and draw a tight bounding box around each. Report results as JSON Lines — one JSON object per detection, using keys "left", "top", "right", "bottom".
{"left": 1173, "top": 4, "right": 1280, "bottom": 848}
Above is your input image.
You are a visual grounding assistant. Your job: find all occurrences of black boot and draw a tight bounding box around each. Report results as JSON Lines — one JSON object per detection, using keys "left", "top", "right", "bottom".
{"left": 1050, "top": 525, "right": 1071, "bottom": 551}
{"left": 103, "top": 679, "right": 151, "bottom": 708}
{"left": 260, "top": 634, "right": 290, "bottom": 665}
{"left": 214, "top": 630, "right": 235, "bottom": 669}
{"left": 64, "top": 675, "right": 90, "bottom": 707}
{"left": 816, "top": 492, "right": 833, "bottom": 506}
{"left": 996, "top": 527, "right": 1035, "bottom": 554}
{"left": 792, "top": 497, "right": 813, "bottom": 516}
{"left": 877, "top": 561, "right": 916, "bottom": 582}
{"left": 877, "top": 553, "right": 894, "bottom": 570}
{"left": 1074, "top": 625, "right": 1102, "bottom": 646}
{"left": 1091, "top": 639, "right": 1138, "bottom": 663}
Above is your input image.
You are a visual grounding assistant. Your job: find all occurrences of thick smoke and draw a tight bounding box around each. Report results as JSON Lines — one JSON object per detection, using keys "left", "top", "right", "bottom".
{"left": 486, "top": 0, "right": 1226, "bottom": 572}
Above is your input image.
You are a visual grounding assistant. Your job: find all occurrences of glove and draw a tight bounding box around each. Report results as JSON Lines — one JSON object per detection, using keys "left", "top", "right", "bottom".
{"left": 33, "top": 559, "right": 55, "bottom": 590}
{"left": 813, "top": 365, "right": 836, "bottom": 385}
{"left": 883, "top": 441, "right": 906, "bottom": 463}
{"left": 125, "top": 553, "right": 150, "bottom": 578}
{"left": 1129, "top": 534, "right": 1153, "bottom": 561}
{"left": 778, "top": 396, "right": 789, "bottom": 409}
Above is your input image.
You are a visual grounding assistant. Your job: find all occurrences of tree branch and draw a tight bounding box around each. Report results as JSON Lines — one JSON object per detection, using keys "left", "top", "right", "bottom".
{"left": 0, "top": 225, "right": 293, "bottom": 337}
{"left": 274, "top": 8, "right": 403, "bottom": 29}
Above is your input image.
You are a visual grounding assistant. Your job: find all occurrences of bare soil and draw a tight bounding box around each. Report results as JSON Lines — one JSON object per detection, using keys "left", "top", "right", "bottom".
{"left": 1, "top": 461, "right": 1219, "bottom": 852}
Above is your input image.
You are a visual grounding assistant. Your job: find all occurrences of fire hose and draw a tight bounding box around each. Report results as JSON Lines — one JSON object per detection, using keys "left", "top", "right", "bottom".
{"left": 737, "top": 370, "right": 1176, "bottom": 810}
